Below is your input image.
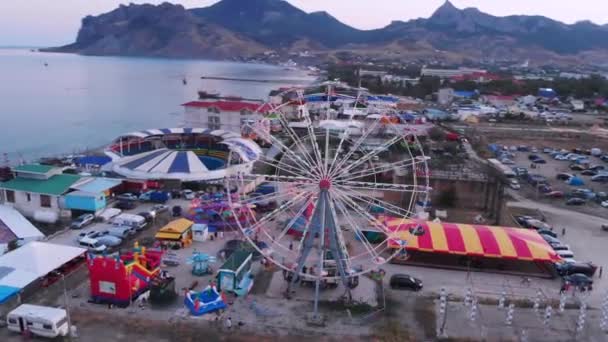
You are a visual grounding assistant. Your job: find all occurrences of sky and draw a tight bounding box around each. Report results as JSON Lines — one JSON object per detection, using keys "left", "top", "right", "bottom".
{"left": 1, "top": 0, "right": 607, "bottom": 46}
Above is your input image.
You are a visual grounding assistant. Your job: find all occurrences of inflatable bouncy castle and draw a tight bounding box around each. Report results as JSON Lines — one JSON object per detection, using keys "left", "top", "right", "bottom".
{"left": 184, "top": 286, "right": 227, "bottom": 316}
{"left": 88, "top": 243, "right": 163, "bottom": 307}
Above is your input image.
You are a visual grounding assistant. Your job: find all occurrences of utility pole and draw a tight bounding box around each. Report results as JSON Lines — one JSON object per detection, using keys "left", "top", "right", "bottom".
{"left": 55, "top": 272, "right": 72, "bottom": 341}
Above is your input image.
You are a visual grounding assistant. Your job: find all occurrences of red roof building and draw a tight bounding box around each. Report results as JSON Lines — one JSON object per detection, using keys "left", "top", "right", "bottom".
{"left": 182, "top": 100, "right": 272, "bottom": 133}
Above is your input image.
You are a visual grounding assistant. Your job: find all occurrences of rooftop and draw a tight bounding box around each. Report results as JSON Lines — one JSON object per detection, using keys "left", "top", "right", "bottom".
{"left": 0, "top": 174, "right": 81, "bottom": 196}
{"left": 0, "top": 205, "right": 44, "bottom": 240}
{"left": 13, "top": 164, "right": 55, "bottom": 175}
{"left": 182, "top": 100, "right": 272, "bottom": 113}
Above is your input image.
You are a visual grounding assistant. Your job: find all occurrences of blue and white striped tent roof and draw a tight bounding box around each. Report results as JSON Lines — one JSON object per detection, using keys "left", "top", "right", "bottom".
{"left": 107, "top": 128, "right": 262, "bottom": 181}
{"left": 122, "top": 128, "right": 241, "bottom": 140}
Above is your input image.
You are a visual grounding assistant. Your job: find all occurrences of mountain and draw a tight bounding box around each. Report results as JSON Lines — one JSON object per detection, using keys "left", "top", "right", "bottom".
{"left": 43, "top": 3, "right": 265, "bottom": 59}
{"left": 190, "top": 0, "right": 365, "bottom": 48}
{"left": 47, "top": 0, "right": 608, "bottom": 63}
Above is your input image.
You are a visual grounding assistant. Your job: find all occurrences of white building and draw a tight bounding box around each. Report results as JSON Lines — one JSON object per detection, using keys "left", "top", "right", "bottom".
{"left": 438, "top": 88, "right": 455, "bottom": 105}
{"left": 421, "top": 67, "right": 487, "bottom": 78}
{"left": 0, "top": 205, "right": 44, "bottom": 255}
{"left": 182, "top": 100, "right": 272, "bottom": 133}
{"left": 0, "top": 164, "right": 81, "bottom": 223}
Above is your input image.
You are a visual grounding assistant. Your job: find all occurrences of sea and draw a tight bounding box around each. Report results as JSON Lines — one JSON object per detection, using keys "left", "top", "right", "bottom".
{"left": 0, "top": 48, "right": 314, "bottom": 163}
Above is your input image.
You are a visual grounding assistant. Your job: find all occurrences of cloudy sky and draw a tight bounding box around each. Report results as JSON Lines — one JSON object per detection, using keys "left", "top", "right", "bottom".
{"left": 1, "top": 0, "right": 607, "bottom": 46}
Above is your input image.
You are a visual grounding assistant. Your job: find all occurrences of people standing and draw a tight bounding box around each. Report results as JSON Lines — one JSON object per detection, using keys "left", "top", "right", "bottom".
{"left": 600, "top": 266, "right": 603, "bottom": 278}
{"left": 561, "top": 227, "right": 566, "bottom": 236}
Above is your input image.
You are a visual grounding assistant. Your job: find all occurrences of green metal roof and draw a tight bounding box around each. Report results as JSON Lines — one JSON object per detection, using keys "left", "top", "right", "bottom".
{"left": 13, "top": 164, "right": 55, "bottom": 174}
{"left": 219, "top": 250, "right": 252, "bottom": 272}
{"left": 0, "top": 174, "right": 81, "bottom": 196}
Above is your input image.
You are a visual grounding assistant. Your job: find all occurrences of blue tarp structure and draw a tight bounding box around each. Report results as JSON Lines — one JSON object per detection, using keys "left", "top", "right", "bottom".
{"left": 453, "top": 90, "right": 477, "bottom": 98}
{"left": 538, "top": 88, "right": 557, "bottom": 98}
{"left": 399, "top": 113, "right": 416, "bottom": 122}
{"left": 74, "top": 156, "right": 112, "bottom": 167}
{"left": 0, "top": 285, "right": 20, "bottom": 304}
{"left": 567, "top": 176, "right": 585, "bottom": 186}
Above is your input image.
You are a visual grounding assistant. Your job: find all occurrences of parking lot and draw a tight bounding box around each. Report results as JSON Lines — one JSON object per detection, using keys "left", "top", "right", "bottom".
{"left": 495, "top": 145, "right": 608, "bottom": 219}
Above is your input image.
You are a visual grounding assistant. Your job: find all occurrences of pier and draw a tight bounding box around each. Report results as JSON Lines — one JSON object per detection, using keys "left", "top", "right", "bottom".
{"left": 200, "top": 76, "right": 308, "bottom": 84}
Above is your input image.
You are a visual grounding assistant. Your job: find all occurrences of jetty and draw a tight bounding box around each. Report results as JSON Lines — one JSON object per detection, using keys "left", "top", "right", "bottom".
{"left": 200, "top": 76, "right": 307, "bottom": 84}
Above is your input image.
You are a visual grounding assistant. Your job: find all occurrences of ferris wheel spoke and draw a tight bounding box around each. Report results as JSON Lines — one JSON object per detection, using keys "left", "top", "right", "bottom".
{"left": 245, "top": 123, "right": 319, "bottom": 175}
{"left": 332, "top": 133, "right": 405, "bottom": 179}
{"left": 331, "top": 187, "right": 395, "bottom": 234}
{"left": 295, "top": 100, "right": 324, "bottom": 175}
{"left": 244, "top": 190, "right": 313, "bottom": 234}
{"left": 333, "top": 185, "right": 417, "bottom": 218}
{"left": 256, "top": 155, "right": 316, "bottom": 179}
{"left": 333, "top": 180, "right": 429, "bottom": 193}
{"left": 235, "top": 185, "right": 314, "bottom": 207}
{"left": 275, "top": 195, "right": 316, "bottom": 244}
{"left": 237, "top": 173, "right": 315, "bottom": 186}
{"left": 270, "top": 106, "right": 322, "bottom": 177}
{"left": 326, "top": 91, "right": 365, "bottom": 175}
{"left": 337, "top": 156, "right": 429, "bottom": 182}
{"left": 332, "top": 194, "right": 381, "bottom": 261}
{"left": 327, "top": 118, "right": 381, "bottom": 178}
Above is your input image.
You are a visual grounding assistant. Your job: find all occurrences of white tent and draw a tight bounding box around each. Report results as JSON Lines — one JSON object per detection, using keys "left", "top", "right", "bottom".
{"left": 0, "top": 205, "right": 45, "bottom": 241}
{"left": 0, "top": 241, "right": 85, "bottom": 288}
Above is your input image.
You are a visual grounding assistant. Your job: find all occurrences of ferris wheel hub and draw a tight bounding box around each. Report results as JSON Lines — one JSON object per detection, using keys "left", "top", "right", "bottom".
{"left": 319, "top": 178, "right": 332, "bottom": 190}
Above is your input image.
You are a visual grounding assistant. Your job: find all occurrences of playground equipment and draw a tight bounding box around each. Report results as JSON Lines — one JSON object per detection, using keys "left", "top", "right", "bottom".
{"left": 187, "top": 251, "right": 216, "bottom": 276}
{"left": 88, "top": 242, "right": 163, "bottom": 307}
{"left": 187, "top": 200, "right": 251, "bottom": 232}
{"left": 184, "top": 286, "right": 227, "bottom": 316}
{"left": 225, "top": 82, "right": 430, "bottom": 317}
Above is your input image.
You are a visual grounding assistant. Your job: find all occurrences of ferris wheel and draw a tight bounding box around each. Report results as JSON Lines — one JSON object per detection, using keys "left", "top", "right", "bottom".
{"left": 225, "top": 82, "right": 431, "bottom": 313}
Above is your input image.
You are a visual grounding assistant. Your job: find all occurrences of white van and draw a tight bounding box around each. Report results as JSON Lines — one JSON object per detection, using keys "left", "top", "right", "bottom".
{"left": 78, "top": 236, "right": 107, "bottom": 253}
{"left": 112, "top": 213, "right": 147, "bottom": 231}
{"left": 7, "top": 304, "right": 69, "bottom": 338}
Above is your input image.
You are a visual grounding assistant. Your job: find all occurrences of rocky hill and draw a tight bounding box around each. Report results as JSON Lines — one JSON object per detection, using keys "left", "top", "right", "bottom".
{"left": 44, "top": 3, "right": 265, "bottom": 59}
{"left": 47, "top": 0, "right": 608, "bottom": 63}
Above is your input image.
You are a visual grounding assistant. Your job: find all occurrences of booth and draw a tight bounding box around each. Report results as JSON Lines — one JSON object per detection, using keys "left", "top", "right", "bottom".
{"left": 216, "top": 250, "right": 254, "bottom": 296}
{"left": 155, "top": 218, "right": 194, "bottom": 249}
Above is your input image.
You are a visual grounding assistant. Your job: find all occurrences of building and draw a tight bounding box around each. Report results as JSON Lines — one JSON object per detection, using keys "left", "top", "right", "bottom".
{"left": 382, "top": 74, "right": 420, "bottom": 86}
{"left": 482, "top": 95, "right": 517, "bottom": 108}
{"left": 437, "top": 88, "right": 454, "bottom": 105}
{"left": 63, "top": 178, "right": 122, "bottom": 215}
{"left": 570, "top": 100, "right": 585, "bottom": 112}
{"left": 0, "top": 165, "right": 81, "bottom": 223}
{"left": 0, "top": 205, "right": 44, "bottom": 255}
{"left": 421, "top": 67, "right": 487, "bottom": 79}
{"left": 182, "top": 100, "right": 272, "bottom": 132}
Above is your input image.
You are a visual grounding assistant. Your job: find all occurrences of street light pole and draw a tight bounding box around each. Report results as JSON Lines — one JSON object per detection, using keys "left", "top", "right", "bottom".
{"left": 57, "top": 272, "right": 72, "bottom": 341}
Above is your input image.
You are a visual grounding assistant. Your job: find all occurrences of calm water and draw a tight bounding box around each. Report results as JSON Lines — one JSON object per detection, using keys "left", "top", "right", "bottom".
{"left": 0, "top": 48, "right": 313, "bottom": 162}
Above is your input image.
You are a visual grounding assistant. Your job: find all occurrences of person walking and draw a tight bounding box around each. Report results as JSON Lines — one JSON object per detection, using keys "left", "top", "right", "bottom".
{"left": 600, "top": 266, "right": 603, "bottom": 278}
{"left": 225, "top": 317, "right": 232, "bottom": 331}
{"left": 561, "top": 227, "right": 566, "bottom": 236}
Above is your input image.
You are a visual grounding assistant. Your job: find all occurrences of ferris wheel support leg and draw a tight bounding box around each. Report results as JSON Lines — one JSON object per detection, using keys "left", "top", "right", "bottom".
{"left": 325, "top": 192, "right": 353, "bottom": 303}
{"left": 285, "top": 195, "right": 324, "bottom": 299}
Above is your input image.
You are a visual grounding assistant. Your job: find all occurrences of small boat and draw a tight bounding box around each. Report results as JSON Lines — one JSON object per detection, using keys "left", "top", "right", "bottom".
{"left": 198, "top": 90, "right": 221, "bottom": 100}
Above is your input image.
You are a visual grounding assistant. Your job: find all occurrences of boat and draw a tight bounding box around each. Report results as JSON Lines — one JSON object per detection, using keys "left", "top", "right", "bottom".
{"left": 198, "top": 90, "right": 221, "bottom": 100}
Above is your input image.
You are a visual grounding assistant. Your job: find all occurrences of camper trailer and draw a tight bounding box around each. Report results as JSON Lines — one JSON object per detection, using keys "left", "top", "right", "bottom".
{"left": 6, "top": 304, "right": 69, "bottom": 338}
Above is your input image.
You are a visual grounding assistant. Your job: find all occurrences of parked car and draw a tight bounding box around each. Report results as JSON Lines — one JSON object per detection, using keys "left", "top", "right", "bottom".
{"left": 172, "top": 206, "right": 183, "bottom": 217}
{"left": 116, "top": 193, "right": 138, "bottom": 201}
{"left": 528, "top": 154, "right": 540, "bottom": 161}
{"left": 555, "top": 154, "right": 568, "bottom": 161}
{"left": 515, "top": 215, "right": 534, "bottom": 227}
{"left": 591, "top": 174, "right": 608, "bottom": 183}
{"left": 545, "top": 191, "right": 565, "bottom": 198}
{"left": 570, "top": 164, "right": 586, "bottom": 171}
{"left": 97, "top": 208, "right": 122, "bottom": 222}
{"left": 571, "top": 189, "right": 595, "bottom": 199}
{"left": 556, "top": 173, "right": 573, "bottom": 181}
{"left": 556, "top": 262, "right": 597, "bottom": 277}
{"left": 182, "top": 189, "right": 195, "bottom": 200}
{"left": 556, "top": 249, "right": 575, "bottom": 259}
{"left": 137, "top": 211, "right": 155, "bottom": 223}
{"left": 543, "top": 148, "right": 553, "bottom": 153}
{"left": 601, "top": 201, "right": 608, "bottom": 208}
{"left": 526, "top": 219, "right": 551, "bottom": 230}
{"left": 389, "top": 274, "right": 423, "bottom": 291}
{"left": 150, "top": 191, "right": 170, "bottom": 204}
{"left": 532, "top": 158, "right": 546, "bottom": 164}
{"left": 115, "top": 200, "right": 136, "bottom": 210}
{"left": 152, "top": 204, "right": 169, "bottom": 214}
{"left": 70, "top": 214, "right": 95, "bottom": 229}
{"left": 538, "top": 229, "right": 557, "bottom": 238}
{"left": 581, "top": 169, "right": 597, "bottom": 176}
{"left": 112, "top": 213, "right": 147, "bottom": 231}
{"left": 108, "top": 225, "right": 134, "bottom": 239}
{"left": 77, "top": 236, "right": 107, "bottom": 253}
{"left": 512, "top": 167, "right": 528, "bottom": 177}
{"left": 566, "top": 198, "right": 586, "bottom": 205}
{"left": 509, "top": 179, "right": 521, "bottom": 190}
{"left": 590, "top": 165, "right": 606, "bottom": 171}
{"left": 552, "top": 244, "right": 571, "bottom": 251}
{"left": 564, "top": 273, "right": 593, "bottom": 287}
{"left": 601, "top": 155, "right": 608, "bottom": 162}
{"left": 95, "top": 235, "right": 123, "bottom": 247}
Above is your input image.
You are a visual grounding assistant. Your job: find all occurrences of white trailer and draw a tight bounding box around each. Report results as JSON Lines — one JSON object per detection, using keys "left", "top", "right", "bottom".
{"left": 6, "top": 304, "right": 69, "bottom": 338}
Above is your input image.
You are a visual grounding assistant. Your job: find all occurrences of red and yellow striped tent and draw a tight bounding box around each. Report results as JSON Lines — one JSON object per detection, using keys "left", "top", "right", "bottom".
{"left": 386, "top": 218, "right": 560, "bottom": 262}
